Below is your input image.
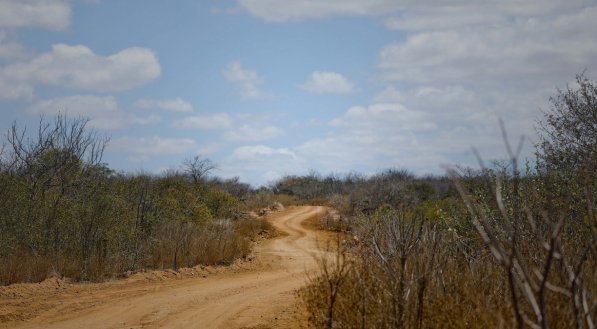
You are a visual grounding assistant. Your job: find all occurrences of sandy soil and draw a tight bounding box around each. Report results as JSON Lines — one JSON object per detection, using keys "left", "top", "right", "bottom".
{"left": 0, "top": 206, "right": 330, "bottom": 329}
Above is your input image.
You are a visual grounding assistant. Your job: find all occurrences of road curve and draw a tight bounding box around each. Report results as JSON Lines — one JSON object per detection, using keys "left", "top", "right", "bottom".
{"left": 2, "top": 206, "right": 329, "bottom": 329}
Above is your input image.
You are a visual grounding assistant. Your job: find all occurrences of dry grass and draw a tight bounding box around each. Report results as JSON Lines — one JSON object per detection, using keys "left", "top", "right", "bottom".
{"left": 301, "top": 119, "right": 596, "bottom": 327}
{"left": 301, "top": 176, "right": 596, "bottom": 328}
{"left": 0, "top": 217, "right": 274, "bottom": 284}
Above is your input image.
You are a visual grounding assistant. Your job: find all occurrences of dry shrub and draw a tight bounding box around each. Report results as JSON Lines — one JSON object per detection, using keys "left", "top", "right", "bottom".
{"left": 302, "top": 113, "right": 596, "bottom": 328}
{"left": 234, "top": 217, "right": 274, "bottom": 240}
{"left": 148, "top": 217, "right": 272, "bottom": 270}
{"left": 302, "top": 209, "right": 505, "bottom": 328}
{"left": 0, "top": 255, "right": 57, "bottom": 285}
{"left": 0, "top": 217, "right": 273, "bottom": 285}
{"left": 302, "top": 197, "right": 596, "bottom": 328}
{"left": 244, "top": 192, "right": 299, "bottom": 211}
{"left": 0, "top": 253, "right": 121, "bottom": 284}
{"left": 320, "top": 210, "right": 352, "bottom": 232}
{"left": 305, "top": 197, "right": 332, "bottom": 206}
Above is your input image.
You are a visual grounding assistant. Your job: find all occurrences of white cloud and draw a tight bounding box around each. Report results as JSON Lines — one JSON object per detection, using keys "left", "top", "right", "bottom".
{"left": 379, "top": 7, "right": 597, "bottom": 86}
{"left": 217, "top": 94, "right": 536, "bottom": 184}
{"left": 288, "top": 97, "right": 536, "bottom": 177}
{"left": 26, "top": 95, "right": 160, "bottom": 130}
{"left": 236, "top": 0, "right": 576, "bottom": 22}
{"left": 222, "top": 61, "right": 271, "bottom": 99}
{"left": 208, "top": 0, "right": 596, "bottom": 183}
{"left": 172, "top": 113, "right": 232, "bottom": 130}
{"left": 0, "top": 32, "right": 28, "bottom": 60}
{"left": 362, "top": 3, "right": 597, "bottom": 174}
{"left": 384, "top": 9, "right": 507, "bottom": 31}
{"left": 330, "top": 103, "right": 436, "bottom": 131}
{"left": 174, "top": 112, "right": 283, "bottom": 142}
{"left": 237, "top": 0, "right": 401, "bottom": 22}
{"left": 222, "top": 145, "right": 302, "bottom": 185}
{"left": 134, "top": 97, "right": 193, "bottom": 112}
{"left": 129, "top": 115, "right": 161, "bottom": 126}
{"left": 0, "top": 0, "right": 71, "bottom": 31}
{"left": 381, "top": 2, "right": 581, "bottom": 32}
{"left": 0, "top": 43, "right": 161, "bottom": 100}
{"left": 296, "top": 135, "right": 445, "bottom": 174}
{"left": 110, "top": 136, "right": 198, "bottom": 162}
{"left": 372, "top": 85, "right": 404, "bottom": 103}
{"left": 27, "top": 94, "right": 118, "bottom": 114}
{"left": 373, "top": 85, "right": 486, "bottom": 123}
{"left": 293, "top": 101, "right": 486, "bottom": 175}
{"left": 215, "top": 101, "right": 542, "bottom": 186}
{"left": 225, "top": 124, "right": 283, "bottom": 141}
{"left": 300, "top": 71, "right": 354, "bottom": 94}
{"left": 216, "top": 102, "right": 444, "bottom": 180}
{"left": 0, "top": 79, "right": 31, "bottom": 100}
{"left": 233, "top": 145, "right": 296, "bottom": 160}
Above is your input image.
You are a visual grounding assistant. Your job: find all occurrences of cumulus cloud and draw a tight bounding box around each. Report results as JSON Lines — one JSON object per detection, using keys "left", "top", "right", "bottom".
{"left": 173, "top": 112, "right": 284, "bottom": 142}
{"left": 381, "top": 1, "right": 581, "bottom": 32}
{"left": 236, "top": 0, "right": 575, "bottom": 22}
{"left": 0, "top": 32, "right": 28, "bottom": 61}
{"left": 222, "top": 61, "right": 271, "bottom": 99}
{"left": 110, "top": 136, "right": 198, "bottom": 162}
{"left": 330, "top": 103, "right": 436, "bottom": 131}
{"left": 294, "top": 101, "right": 503, "bottom": 175}
{"left": 225, "top": 125, "right": 283, "bottom": 141}
{"left": 0, "top": 0, "right": 71, "bottom": 31}
{"left": 296, "top": 136, "right": 445, "bottom": 174}
{"left": 384, "top": 10, "right": 506, "bottom": 31}
{"left": 0, "top": 43, "right": 161, "bottom": 100}
{"left": 26, "top": 95, "right": 160, "bottom": 130}
{"left": 366, "top": 1, "right": 597, "bottom": 172}
{"left": 172, "top": 113, "right": 233, "bottom": 130}
{"left": 134, "top": 97, "right": 193, "bottom": 112}
{"left": 300, "top": 71, "right": 354, "bottom": 94}
{"left": 219, "top": 102, "right": 444, "bottom": 181}
{"left": 317, "top": 103, "right": 437, "bottom": 168}
{"left": 373, "top": 85, "right": 487, "bottom": 123}
{"left": 221, "top": 145, "right": 302, "bottom": 185}
{"left": 27, "top": 94, "right": 118, "bottom": 114}
{"left": 377, "top": 5, "right": 597, "bottom": 86}
{"left": 233, "top": 145, "right": 296, "bottom": 160}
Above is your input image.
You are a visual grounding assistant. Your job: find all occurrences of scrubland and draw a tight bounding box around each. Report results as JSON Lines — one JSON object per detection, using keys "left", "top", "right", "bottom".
{"left": 0, "top": 116, "right": 273, "bottom": 285}
{"left": 292, "top": 75, "right": 596, "bottom": 328}
{"left": 0, "top": 75, "right": 595, "bottom": 328}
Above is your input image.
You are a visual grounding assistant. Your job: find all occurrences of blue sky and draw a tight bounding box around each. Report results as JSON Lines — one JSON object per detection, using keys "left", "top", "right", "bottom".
{"left": 1, "top": 0, "right": 596, "bottom": 186}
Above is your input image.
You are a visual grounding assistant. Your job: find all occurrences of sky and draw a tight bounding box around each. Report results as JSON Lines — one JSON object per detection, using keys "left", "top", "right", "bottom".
{"left": 1, "top": 0, "right": 596, "bottom": 186}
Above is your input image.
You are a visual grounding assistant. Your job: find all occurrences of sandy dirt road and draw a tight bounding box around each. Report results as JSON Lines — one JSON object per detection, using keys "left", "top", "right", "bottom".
{"left": 0, "top": 206, "right": 330, "bottom": 329}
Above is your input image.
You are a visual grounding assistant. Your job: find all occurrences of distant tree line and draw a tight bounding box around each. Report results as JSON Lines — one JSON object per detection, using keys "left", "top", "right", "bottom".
{"left": 272, "top": 169, "right": 456, "bottom": 214}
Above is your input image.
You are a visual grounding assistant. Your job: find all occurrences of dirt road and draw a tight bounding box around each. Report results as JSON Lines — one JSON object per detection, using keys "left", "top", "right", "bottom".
{"left": 0, "top": 206, "right": 329, "bottom": 329}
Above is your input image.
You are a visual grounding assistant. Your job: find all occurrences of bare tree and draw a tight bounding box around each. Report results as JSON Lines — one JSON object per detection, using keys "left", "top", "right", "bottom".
{"left": 183, "top": 155, "right": 216, "bottom": 183}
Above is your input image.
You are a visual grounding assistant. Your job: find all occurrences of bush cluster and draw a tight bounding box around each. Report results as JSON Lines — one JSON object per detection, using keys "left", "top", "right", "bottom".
{"left": 0, "top": 115, "right": 269, "bottom": 284}
{"left": 299, "top": 74, "right": 597, "bottom": 328}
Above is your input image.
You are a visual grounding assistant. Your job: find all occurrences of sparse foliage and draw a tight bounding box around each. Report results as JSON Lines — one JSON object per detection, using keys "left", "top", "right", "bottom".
{"left": 301, "top": 74, "right": 597, "bottom": 328}
{"left": 0, "top": 116, "right": 270, "bottom": 285}
{"left": 183, "top": 155, "right": 216, "bottom": 183}
{"left": 537, "top": 73, "right": 597, "bottom": 176}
